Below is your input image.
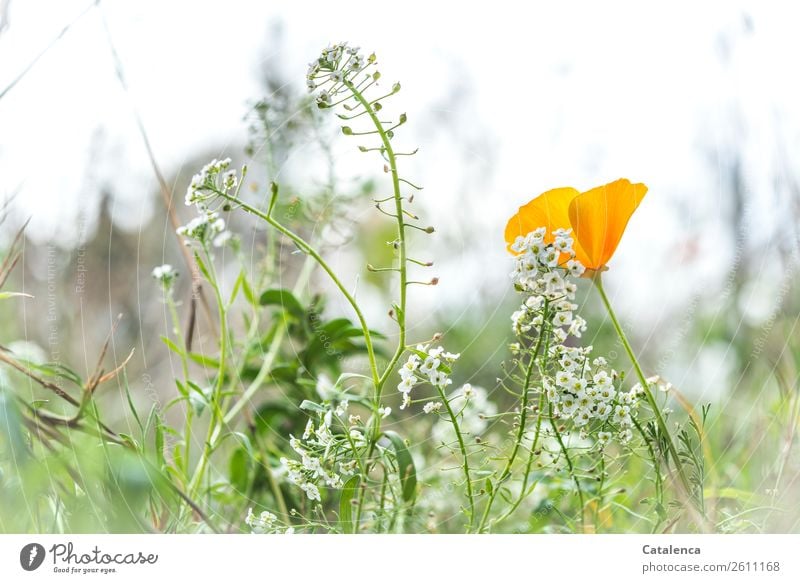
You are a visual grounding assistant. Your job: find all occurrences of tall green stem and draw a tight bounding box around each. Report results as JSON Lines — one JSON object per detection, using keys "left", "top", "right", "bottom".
{"left": 592, "top": 274, "right": 693, "bottom": 498}
{"left": 437, "top": 385, "right": 475, "bottom": 530}
{"left": 477, "top": 304, "right": 549, "bottom": 532}
{"left": 344, "top": 80, "right": 408, "bottom": 409}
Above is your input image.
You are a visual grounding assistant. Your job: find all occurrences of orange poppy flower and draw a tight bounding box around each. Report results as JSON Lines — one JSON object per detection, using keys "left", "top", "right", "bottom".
{"left": 504, "top": 178, "right": 648, "bottom": 272}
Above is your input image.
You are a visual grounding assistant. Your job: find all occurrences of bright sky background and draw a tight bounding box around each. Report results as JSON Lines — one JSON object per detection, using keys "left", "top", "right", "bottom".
{"left": 2, "top": 0, "right": 799, "bottom": 398}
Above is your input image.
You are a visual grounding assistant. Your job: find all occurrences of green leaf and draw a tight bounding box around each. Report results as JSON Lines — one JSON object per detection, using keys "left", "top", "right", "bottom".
{"left": 259, "top": 288, "right": 304, "bottom": 319}
{"left": 299, "top": 400, "right": 326, "bottom": 413}
{"left": 383, "top": 430, "right": 417, "bottom": 505}
{"left": 339, "top": 475, "right": 361, "bottom": 533}
{"left": 161, "top": 335, "right": 184, "bottom": 357}
{"left": 0, "top": 291, "right": 33, "bottom": 300}
{"left": 229, "top": 447, "right": 250, "bottom": 492}
{"left": 154, "top": 417, "right": 165, "bottom": 469}
{"left": 187, "top": 352, "right": 221, "bottom": 369}
{"left": 194, "top": 251, "right": 212, "bottom": 282}
{"left": 240, "top": 272, "right": 257, "bottom": 306}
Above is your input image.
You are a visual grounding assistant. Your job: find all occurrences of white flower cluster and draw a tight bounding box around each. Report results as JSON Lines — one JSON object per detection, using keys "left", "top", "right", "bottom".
{"left": 510, "top": 227, "right": 639, "bottom": 446}
{"left": 509, "top": 227, "right": 586, "bottom": 338}
{"left": 151, "top": 264, "right": 178, "bottom": 287}
{"left": 244, "top": 508, "right": 293, "bottom": 534}
{"left": 547, "top": 349, "right": 642, "bottom": 444}
{"left": 397, "top": 345, "right": 460, "bottom": 410}
{"left": 176, "top": 210, "right": 230, "bottom": 247}
{"left": 280, "top": 399, "right": 359, "bottom": 502}
{"left": 306, "top": 42, "right": 373, "bottom": 107}
{"left": 184, "top": 157, "right": 238, "bottom": 207}
{"left": 178, "top": 158, "right": 239, "bottom": 247}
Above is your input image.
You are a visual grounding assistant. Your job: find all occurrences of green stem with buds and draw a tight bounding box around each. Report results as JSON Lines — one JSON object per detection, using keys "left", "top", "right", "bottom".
{"left": 344, "top": 80, "right": 408, "bottom": 412}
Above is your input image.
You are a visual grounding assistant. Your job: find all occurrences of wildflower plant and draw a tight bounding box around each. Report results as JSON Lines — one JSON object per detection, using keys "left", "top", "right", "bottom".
{"left": 2, "top": 40, "right": 789, "bottom": 538}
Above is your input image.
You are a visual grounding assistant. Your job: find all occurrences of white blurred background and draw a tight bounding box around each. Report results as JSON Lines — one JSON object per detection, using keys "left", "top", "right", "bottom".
{"left": 2, "top": 0, "right": 799, "bottom": 401}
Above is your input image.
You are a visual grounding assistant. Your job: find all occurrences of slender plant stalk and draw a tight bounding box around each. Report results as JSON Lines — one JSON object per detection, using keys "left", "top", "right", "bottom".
{"left": 477, "top": 304, "right": 549, "bottom": 532}
{"left": 437, "top": 385, "right": 476, "bottom": 530}
{"left": 548, "top": 403, "right": 586, "bottom": 532}
{"left": 592, "top": 274, "right": 693, "bottom": 499}
{"left": 345, "top": 81, "right": 408, "bottom": 409}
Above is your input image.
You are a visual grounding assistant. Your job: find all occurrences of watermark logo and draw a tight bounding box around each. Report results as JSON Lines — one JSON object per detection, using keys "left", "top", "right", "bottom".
{"left": 19, "top": 543, "right": 46, "bottom": 571}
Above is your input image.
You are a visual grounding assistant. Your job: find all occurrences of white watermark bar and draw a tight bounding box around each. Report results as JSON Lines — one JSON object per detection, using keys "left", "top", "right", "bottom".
{"left": 0, "top": 534, "right": 798, "bottom": 581}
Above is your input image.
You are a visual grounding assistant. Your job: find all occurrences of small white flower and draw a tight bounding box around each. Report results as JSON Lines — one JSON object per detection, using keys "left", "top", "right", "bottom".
{"left": 595, "top": 401, "right": 612, "bottom": 420}
{"left": 612, "top": 404, "right": 632, "bottom": 426}
{"left": 566, "top": 259, "right": 585, "bottom": 277}
{"left": 573, "top": 407, "right": 593, "bottom": 427}
{"left": 430, "top": 370, "right": 452, "bottom": 388}
{"left": 553, "top": 311, "right": 573, "bottom": 327}
{"left": 596, "top": 386, "right": 616, "bottom": 402}
{"left": 593, "top": 371, "right": 611, "bottom": 388}
{"left": 560, "top": 395, "right": 578, "bottom": 417}
{"left": 397, "top": 376, "right": 416, "bottom": 394}
{"left": 378, "top": 406, "right": 391, "bottom": 418}
{"left": 569, "top": 377, "right": 588, "bottom": 393}
{"left": 597, "top": 431, "right": 612, "bottom": 446}
{"left": 420, "top": 356, "right": 441, "bottom": 376}
{"left": 301, "top": 481, "right": 321, "bottom": 502}
{"left": 152, "top": 264, "right": 178, "bottom": 285}
{"left": 539, "top": 248, "right": 561, "bottom": 268}
{"left": 555, "top": 370, "right": 572, "bottom": 387}
{"left": 423, "top": 401, "right": 442, "bottom": 414}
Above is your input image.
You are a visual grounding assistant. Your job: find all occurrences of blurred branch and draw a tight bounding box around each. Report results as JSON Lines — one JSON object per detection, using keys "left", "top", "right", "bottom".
{"left": 0, "top": 1, "right": 97, "bottom": 101}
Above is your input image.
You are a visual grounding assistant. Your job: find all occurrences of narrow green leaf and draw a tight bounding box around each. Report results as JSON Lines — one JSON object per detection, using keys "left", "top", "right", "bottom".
{"left": 161, "top": 335, "right": 184, "bottom": 357}
{"left": 300, "top": 400, "right": 326, "bottom": 413}
{"left": 339, "top": 475, "right": 361, "bottom": 533}
{"left": 383, "top": 430, "right": 417, "bottom": 504}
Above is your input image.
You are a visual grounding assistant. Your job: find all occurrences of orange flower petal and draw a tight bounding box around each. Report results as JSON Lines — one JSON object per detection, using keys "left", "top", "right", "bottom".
{"left": 505, "top": 186, "right": 594, "bottom": 267}
{"left": 567, "top": 178, "right": 647, "bottom": 270}
{"left": 504, "top": 187, "right": 579, "bottom": 251}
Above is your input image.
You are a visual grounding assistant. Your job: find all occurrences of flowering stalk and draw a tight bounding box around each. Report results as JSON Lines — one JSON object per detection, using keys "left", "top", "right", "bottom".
{"left": 436, "top": 383, "right": 476, "bottom": 528}
{"left": 343, "top": 80, "right": 408, "bottom": 408}
{"left": 591, "top": 274, "right": 693, "bottom": 499}
{"left": 476, "top": 309, "right": 548, "bottom": 533}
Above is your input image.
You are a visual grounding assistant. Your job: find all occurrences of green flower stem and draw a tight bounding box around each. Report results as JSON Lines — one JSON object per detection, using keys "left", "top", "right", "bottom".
{"left": 187, "top": 247, "right": 229, "bottom": 501}
{"left": 437, "top": 384, "right": 476, "bottom": 530}
{"left": 164, "top": 291, "right": 194, "bottom": 476}
{"left": 344, "top": 80, "right": 408, "bottom": 410}
{"left": 477, "top": 304, "right": 549, "bottom": 533}
{"left": 494, "top": 384, "right": 549, "bottom": 525}
{"left": 592, "top": 273, "right": 693, "bottom": 498}
{"left": 343, "top": 80, "right": 411, "bottom": 528}
{"left": 548, "top": 402, "right": 585, "bottom": 532}
{"left": 631, "top": 415, "right": 665, "bottom": 532}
